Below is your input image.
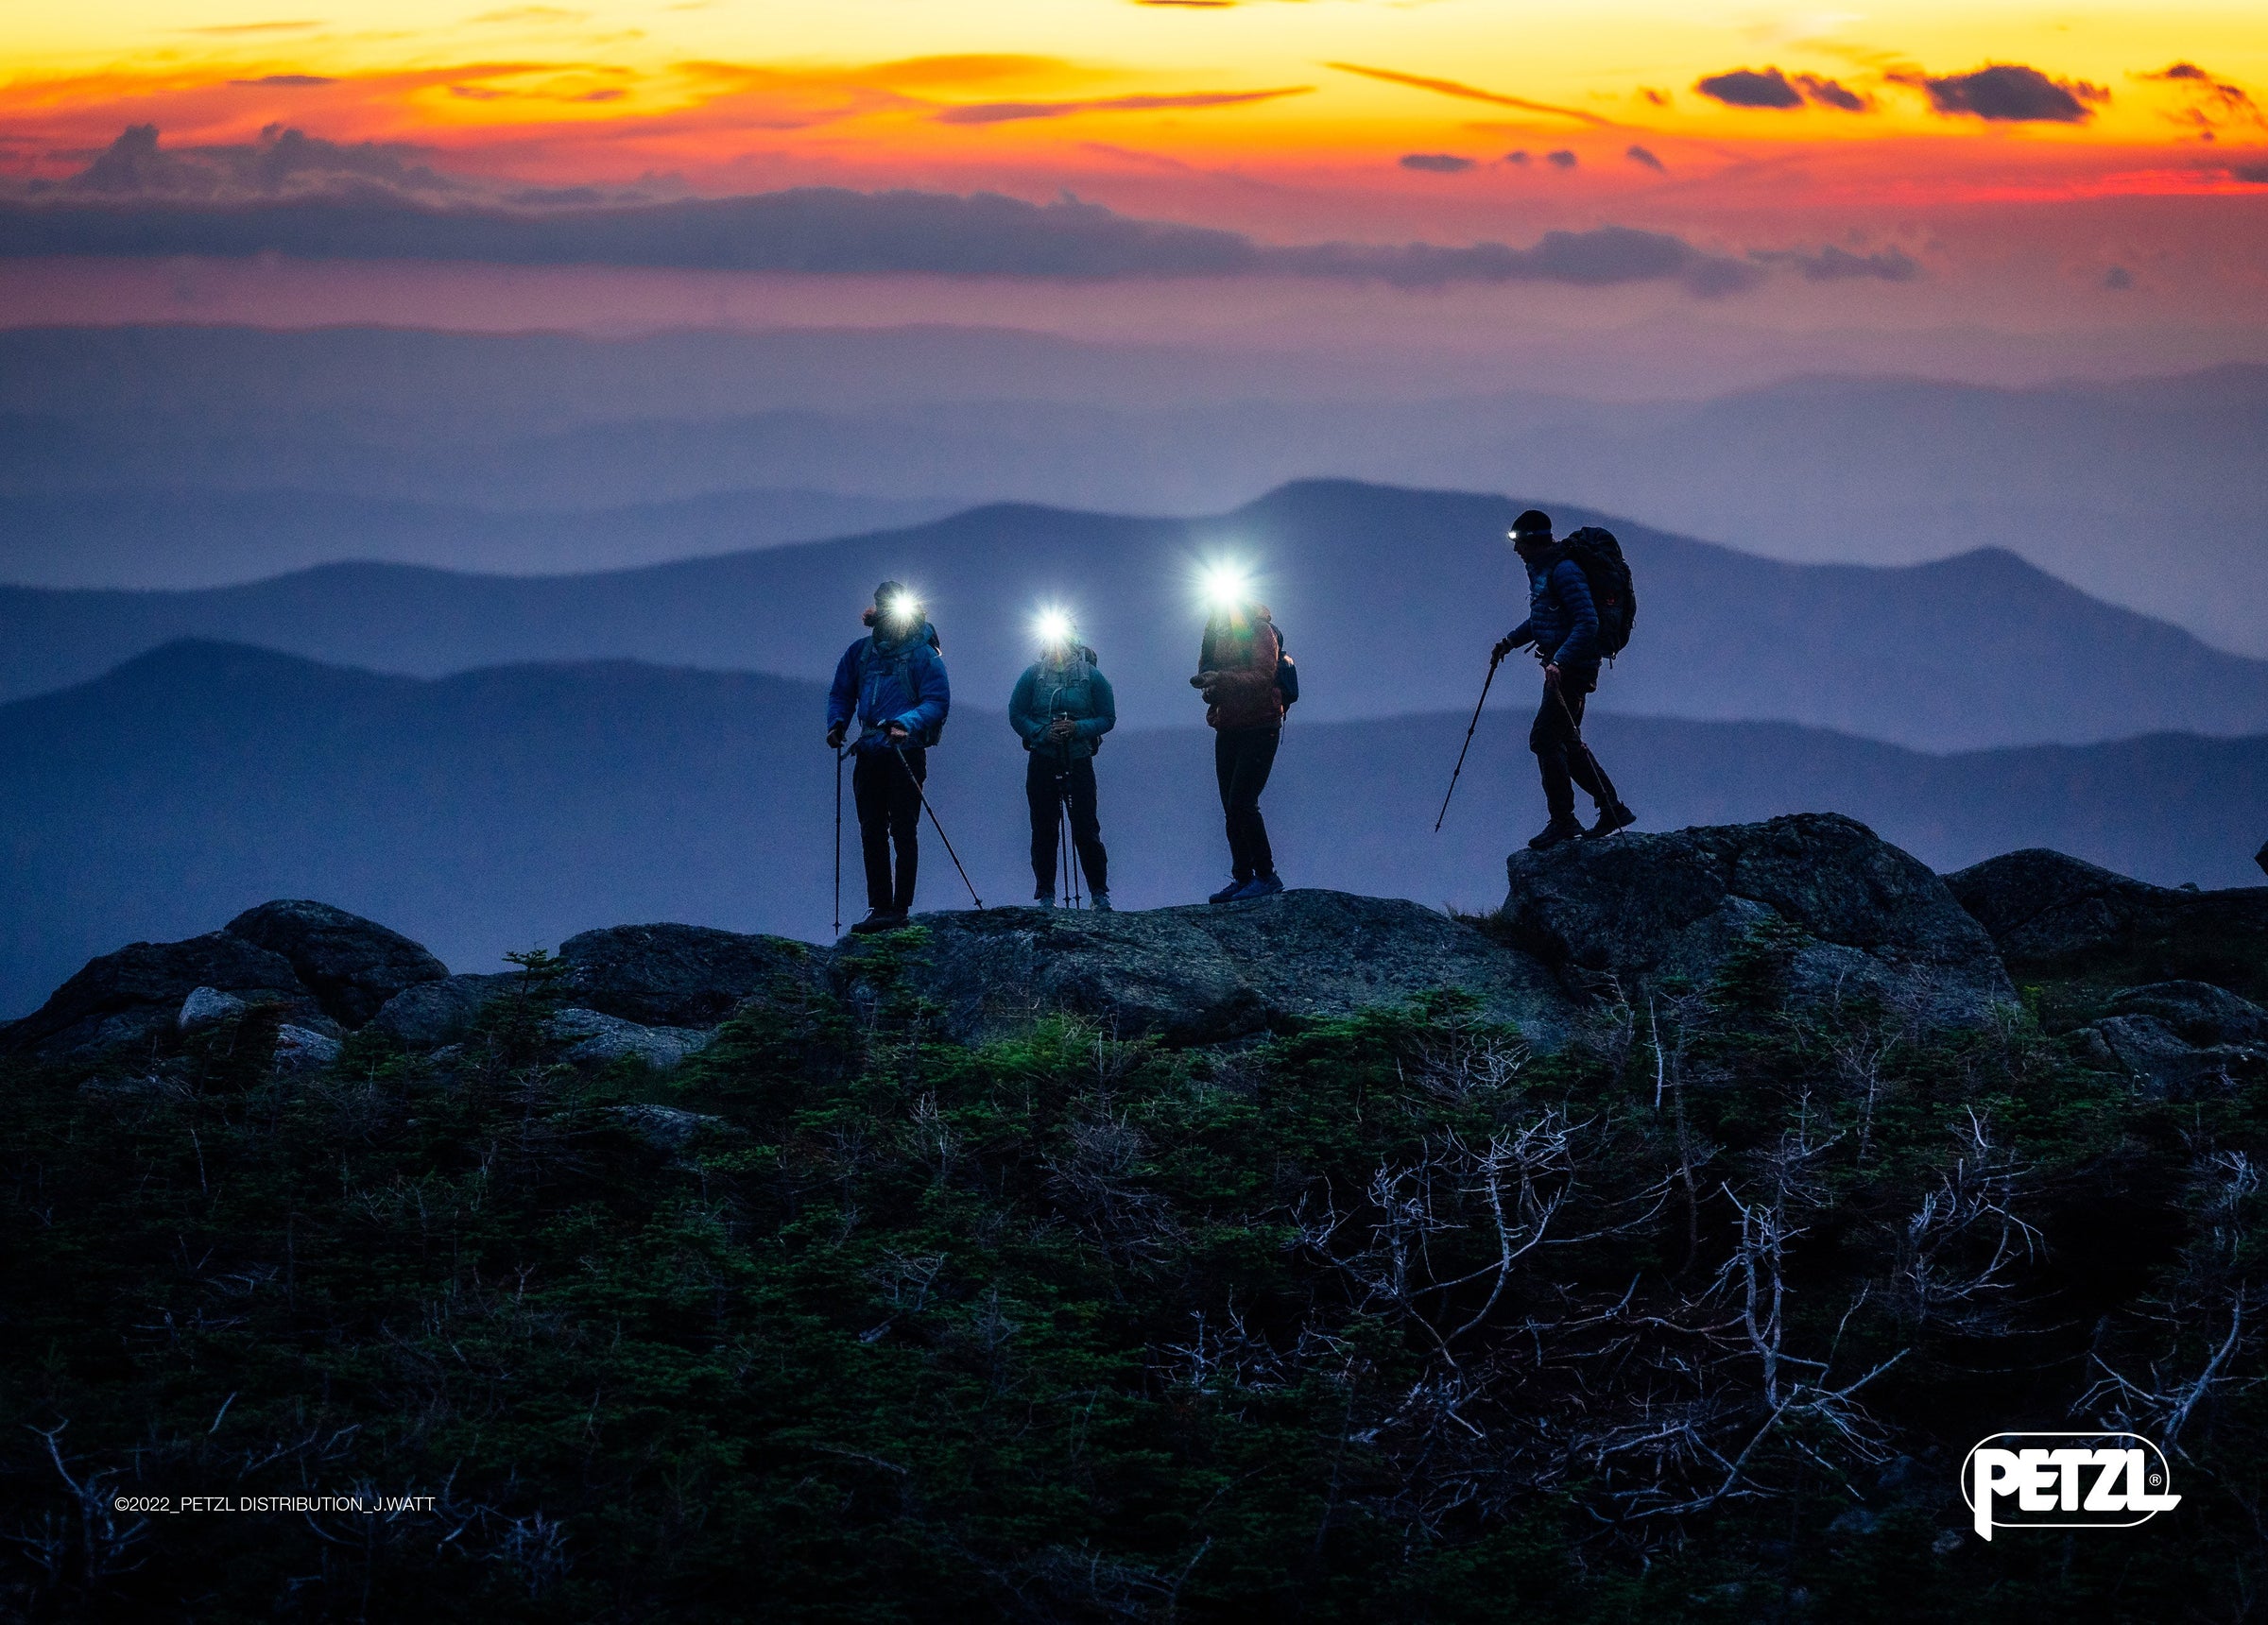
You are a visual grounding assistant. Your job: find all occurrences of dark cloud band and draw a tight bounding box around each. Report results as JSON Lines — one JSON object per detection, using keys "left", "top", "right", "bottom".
{"left": 0, "top": 188, "right": 1770, "bottom": 293}
{"left": 1398, "top": 153, "right": 1475, "bottom": 173}
{"left": 0, "top": 126, "right": 1903, "bottom": 299}
{"left": 1696, "top": 66, "right": 1869, "bottom": 112}
{"left": 1697, "top": 68, "right": 1803, "bottom": 110}
{"left": 1896, "top": 63, "right": 2107, "bottom": 123}
{"left": 1748, "top": 245, "right": 1919, "bottom": 282}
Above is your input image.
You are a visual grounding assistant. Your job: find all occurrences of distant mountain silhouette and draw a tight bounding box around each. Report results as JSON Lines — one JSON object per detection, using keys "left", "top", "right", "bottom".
{"left": 8, "top": 481, "right": 2266, "bottom": 751}
{"left": 0, "top": 487, "right": 965, "bottom": 588}
{"left": 4, "top": 326, "right": 2260, "bottom": 655}
{"left": 5, "top": 638, "right": 2261, "bottom": 1018}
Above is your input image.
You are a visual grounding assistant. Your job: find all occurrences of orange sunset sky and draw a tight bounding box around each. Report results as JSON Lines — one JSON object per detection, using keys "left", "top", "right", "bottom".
{"left": 3, "top": 1, "right": 2264, "bottom": 368}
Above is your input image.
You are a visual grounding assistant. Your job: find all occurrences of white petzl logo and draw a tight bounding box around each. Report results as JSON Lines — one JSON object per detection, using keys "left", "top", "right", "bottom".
{"left": 1963, "top": 1432, "right": 2181, "bottom": 1540}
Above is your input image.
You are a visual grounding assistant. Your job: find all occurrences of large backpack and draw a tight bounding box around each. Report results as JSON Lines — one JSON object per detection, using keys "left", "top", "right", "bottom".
{"left": 1561, "top": 527, "right": 1637, "bottom": 660}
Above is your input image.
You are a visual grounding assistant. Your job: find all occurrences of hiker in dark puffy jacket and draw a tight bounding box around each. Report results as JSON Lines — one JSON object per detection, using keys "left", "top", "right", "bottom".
{"left": 827, "top": 581, "right": 951, "bottom": 933}
{"left": 1491, "top": 509, "right": 1634, "bottom": 850}
{"left": 1010, "top": 622, "right": 1116, "bottom": 910}
{"left": 1192, "top": 597, "right": 1287, "bottom": 902}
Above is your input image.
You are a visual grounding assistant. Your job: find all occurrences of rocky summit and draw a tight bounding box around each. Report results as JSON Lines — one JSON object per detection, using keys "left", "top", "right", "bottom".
{"left": 1501, "top": 812, "right": 2013, "bottom": 1021}
{"left": 835, "top": 889, "right": 1571, "bottom": 1048}
{"left": 1948, "top": 847, "right": 2268, "bottom": 1003}
{"left": 10, "top": 817, "right": 2264, "bottom": 1097}
{"left": 222, "top": 898, "right": 451, "bottom": 1027}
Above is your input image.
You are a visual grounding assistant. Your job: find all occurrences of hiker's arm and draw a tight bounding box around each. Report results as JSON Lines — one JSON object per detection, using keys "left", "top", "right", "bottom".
{"left": 1548, "top": 561, "right": 1599, "bottom": 665}
{"left": 826, "top": 644, "right": 859, "bottom": 732}
{"left": 1493, "top": 620, "right": 1534, "bottom": 662}
{"left": 1008, "top": 669, "right": 1046, "bottom": 744}
{"left": 896, "top": 649, "right": 950, "bottom": 736}
{"left": 1079, "top": 671, "right": 1117, "bottom": 741}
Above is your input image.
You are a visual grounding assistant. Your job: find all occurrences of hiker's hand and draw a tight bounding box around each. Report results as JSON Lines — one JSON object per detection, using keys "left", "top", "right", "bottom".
{"left": 885, "top": 723, "right": 909, "bottom": 743}
{"left": 826, "top": 726, "right": 845, "bottom": 750}
{"left": 1543, "top": 663, "right": 1562, "bottom": 687}
{"left": 1490, "top": 637, "right": 1515, "bottom": 665}
{"left": 1048, "top": 718, "right": 1075, "bottom": 742}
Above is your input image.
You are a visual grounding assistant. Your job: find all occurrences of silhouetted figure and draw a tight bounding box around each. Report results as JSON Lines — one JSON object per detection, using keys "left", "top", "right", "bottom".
{"left": 1492, "top": 509, "right": 1635, "bottom": 849}
{"left": 827, "top": 581, "right": 950, "bottom": 933}
{"left": 1011, "top": 624, "right": 1116, "bottom": 910}
{"left": 1194, "top": 597, "right": 1287, "bottom": 901}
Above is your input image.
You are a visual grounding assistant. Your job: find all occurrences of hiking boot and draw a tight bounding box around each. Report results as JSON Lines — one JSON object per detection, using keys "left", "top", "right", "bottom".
{"left": 850, "top": 908, "right": 907, "bottom": 935}
{"left": 1231, "top": 873, "right": 1285, "bottom": 900}
{"left": 1089, "top": 892, "right": 1113, "bottom": 913}
{"left": 1209, "top": 878, "right": 1246, "bottom": 904}
{"left": 1033, "top": 893, "right": 1056, "bottom": 910}
{"left": 1587, "top": 801, "right": 1637, "bottom": 839}
{"left": 1527, "top": 816, "right": 1584, "bottom": 850}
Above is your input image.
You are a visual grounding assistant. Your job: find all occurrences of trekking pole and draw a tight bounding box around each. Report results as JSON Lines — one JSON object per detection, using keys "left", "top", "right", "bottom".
{"left": 1056, "top": 774, "right": 1071, "bottom": 908}
{"left": 833, "top": 746, "right": 846, "bottom": 937}
{"left": 1434, "top": 654, "right": 1501, "bottom": 832}
{"left": 892, "top": 744, "right": 985, "bottom": 910}
{"left": 1059, "top": 775, "right": 1083, "bottom": 908}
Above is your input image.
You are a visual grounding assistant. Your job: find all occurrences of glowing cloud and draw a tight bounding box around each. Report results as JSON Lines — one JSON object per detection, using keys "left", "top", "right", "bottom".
{"left": 935, "top": 86, "right": 1311, "bottom": 125}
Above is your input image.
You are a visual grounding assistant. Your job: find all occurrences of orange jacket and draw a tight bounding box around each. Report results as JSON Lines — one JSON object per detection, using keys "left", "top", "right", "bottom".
{"left": 1198, "top": 607, "right": 1285, "bottom": 731}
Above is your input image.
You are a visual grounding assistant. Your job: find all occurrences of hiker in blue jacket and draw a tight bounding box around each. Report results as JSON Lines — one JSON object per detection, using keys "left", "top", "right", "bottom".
{"left": 1492, "top": 509, "right": 1635, "bottom": 850}
{"left": 827, "top": 581, "right": 951, "bottom": 933}
{"left": 1009, "top": 617, "right": 1115, "bottom": 910}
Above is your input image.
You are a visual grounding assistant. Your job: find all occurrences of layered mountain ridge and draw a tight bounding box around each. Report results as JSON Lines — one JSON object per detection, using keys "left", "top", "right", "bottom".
{"left": 9, "top": 481, "right": 2266, "bottom": 753}
{"left": 5, "top": 637, "right": 2263, "bottom": 1019}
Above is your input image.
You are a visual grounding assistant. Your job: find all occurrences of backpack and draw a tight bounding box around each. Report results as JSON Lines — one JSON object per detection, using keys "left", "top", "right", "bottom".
{"left": 1561, "top": 527, "right": 1637, "bottom": 660}
{"left": 861, "top": 626, "right": 948, "bottom": 746}
{"left": 1274, "top": 626, "right": 1300, "bottom": 710}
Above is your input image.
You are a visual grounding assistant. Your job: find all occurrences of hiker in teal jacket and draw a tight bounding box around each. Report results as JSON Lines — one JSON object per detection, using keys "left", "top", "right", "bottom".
{"left": 1010, "top": 626, "right": 1115, "bottom": 909}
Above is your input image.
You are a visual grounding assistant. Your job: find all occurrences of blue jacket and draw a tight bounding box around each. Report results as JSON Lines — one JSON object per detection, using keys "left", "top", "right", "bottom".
{"left": 1506, "top": 553, "right": 1600, "bottom": 670}
{"left": 828, "top": 621, "right": 950, "bottom": 752}
{"left": 1009, "top": 646, "right": 1116, "bottom": 762}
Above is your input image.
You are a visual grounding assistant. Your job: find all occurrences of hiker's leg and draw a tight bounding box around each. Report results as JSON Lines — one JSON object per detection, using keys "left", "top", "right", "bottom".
{"left": 1226, "top": 726, "right": 1280, "bottom": 879}
{"left": 851, "top": 752, "right": 896, "bottom": 911}
{"left": 888, "top": 746, "right": 925, "bottom": 913}
{"left": 1067, "top": 757, "right": 1109, "bottom": 895}
{"left": 1026, "top": 755, "right": 1060, "bottom": 897}
{"left": 1214, "top": 728, "right": 1250, "bottom": 881}
{"left": 1561, "top": 680, "right": 1608, "bottom": 805}
{"left": 1529, "top": 685, "right": 1576, "bottom": 821}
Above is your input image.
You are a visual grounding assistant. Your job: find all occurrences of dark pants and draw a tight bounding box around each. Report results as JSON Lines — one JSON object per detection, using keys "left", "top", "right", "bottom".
{"left": 1528, "top": 671, "right": 1611, "bottom": 821}
{"left": 1027, "top": 754, "right": 1108, "bottom": 898}
{"left": 851, "top": 745, "right": 925, "bottom": 913}
{"left": 1213, "top": 725, "right": 1280, "bottom": 882}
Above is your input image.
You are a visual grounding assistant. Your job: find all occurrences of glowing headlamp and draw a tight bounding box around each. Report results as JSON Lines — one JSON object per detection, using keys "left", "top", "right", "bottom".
{"left": 1034, "top": 607, "right": 1074, "bottom": 649}
{"left": 1201, "top": 564, "right": 1249, "bottom": 612}
{"left": 885, "top": 592, "right": 920, "bottom": 625}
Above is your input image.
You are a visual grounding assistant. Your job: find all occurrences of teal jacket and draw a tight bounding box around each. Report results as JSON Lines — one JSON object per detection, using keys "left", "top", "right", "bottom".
{"left": 1009, "top": 646, "right": 1116, "bottom": 763}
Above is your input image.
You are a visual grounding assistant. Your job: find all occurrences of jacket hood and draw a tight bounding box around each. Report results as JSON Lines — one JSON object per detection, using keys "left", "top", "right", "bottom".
{"left": 869, "top": 617, "right": 937, "bottom": 655}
